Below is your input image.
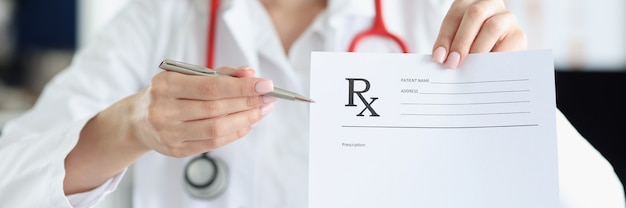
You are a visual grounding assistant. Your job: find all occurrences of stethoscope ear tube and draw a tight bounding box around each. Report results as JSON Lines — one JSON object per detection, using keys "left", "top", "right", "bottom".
{"left": 184, "top": 153, "right": 229, "bottom": 199}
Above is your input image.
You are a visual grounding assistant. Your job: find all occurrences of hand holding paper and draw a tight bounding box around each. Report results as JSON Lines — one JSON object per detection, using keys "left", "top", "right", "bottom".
{"left": 309, "top": 50, "right": 559, "bottom": 208}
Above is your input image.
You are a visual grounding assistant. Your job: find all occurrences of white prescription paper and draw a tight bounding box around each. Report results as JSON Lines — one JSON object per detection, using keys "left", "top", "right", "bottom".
{"left": 309, "top": 50, "right": 559, "bottom": 208}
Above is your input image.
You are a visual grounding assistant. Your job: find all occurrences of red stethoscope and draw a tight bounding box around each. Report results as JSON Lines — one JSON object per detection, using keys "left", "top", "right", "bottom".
{"left": 205, "top": 0, "right": 410, "bottom": 68}
{"left": 185, "top": 0, "right": 410, "bottom": 199}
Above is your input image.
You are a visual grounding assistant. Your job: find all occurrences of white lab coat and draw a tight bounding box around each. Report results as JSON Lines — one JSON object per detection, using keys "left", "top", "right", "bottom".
{"left": 0, "top": 0, "right": 624, "bottom": 207}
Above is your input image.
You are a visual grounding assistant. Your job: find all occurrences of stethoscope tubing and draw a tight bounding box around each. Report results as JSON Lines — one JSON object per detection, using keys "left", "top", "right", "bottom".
{"left": 347, "top": 0, "right": 410, "bottom": 53}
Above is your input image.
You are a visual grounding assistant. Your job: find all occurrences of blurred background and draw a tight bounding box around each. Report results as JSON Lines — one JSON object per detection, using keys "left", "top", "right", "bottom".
{"left": 0, "top": 0, "right": 624, "bottom": 206}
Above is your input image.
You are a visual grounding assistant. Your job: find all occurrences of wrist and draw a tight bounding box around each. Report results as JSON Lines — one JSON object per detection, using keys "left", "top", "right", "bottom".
{"left": 64, "top": 93, "right": 150, "bottom": 194}
{"left": 109, "top": 92, "right": 153, "bottom": 155}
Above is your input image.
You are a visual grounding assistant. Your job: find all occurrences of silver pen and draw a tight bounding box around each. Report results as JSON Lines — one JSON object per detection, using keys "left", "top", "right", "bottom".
{"left": 159, "top": 59, "right": 314, "bottom": 103}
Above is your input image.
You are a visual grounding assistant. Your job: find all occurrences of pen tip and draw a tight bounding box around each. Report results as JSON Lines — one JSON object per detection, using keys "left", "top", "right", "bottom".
{"left": 295, "top": 97, "right": 315, "bottom": 103}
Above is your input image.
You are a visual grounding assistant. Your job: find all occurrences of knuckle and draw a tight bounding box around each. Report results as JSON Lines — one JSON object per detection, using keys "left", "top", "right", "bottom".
{"left": 506, "top": 12, "right": 519, "bottom": 22}
{"left": 146, "top": 102, "right": 172, "bottom": 126}
{"left": 150, "top": 73, "right": 174, "bottom": 97}
{"left": 149, "top": 82, "right": 166, "bottom": 98}
{"left": 246, "top": 96, "right": 262, "bottom": 108}
{"left": 248, "top": 109, "right": 261, "bottom": 124}
{"left": 148, "top": 86, "right": 161, "bottom": 98}
{"left": 168, "top": 148, "right": 188, "bottom": 158}
{"left": 202, "top": 133, "right": 247, "bottom": 151}
{"left": 146, "top": 110, "right": 166, "bottom": 126}
{"left": 466, "top": 4, "right": 488, "bottom": 19}
{"left": 152, "top": 72, "right": 167, "bottom": 83}
{"left": 203, "top": 139, "right": 221, "bottom": 150}
{"left": 239, "top": 79, "right": 255, "bottom": 96}
{"left": 484, "top": 17, "right": 507, "bottom": 34}
{"left": 239, "top": 85, "right": 248, "bottom": 97}
{"left": 198, "top": 82, "right": 221, "bottom": 97}
{"left": 509, "top": 29, "right": 528, "bottom": 49}
{"left": 236, "top": 128, "right": 251, "bottom": 139}
{"left": 205, "top": 122, "right": 226, "bottom": 138}
{"left": 202, "top": 101, "right": 221, "bottom": 114}
{"left": 164, "top": 143, "right": 187, "bottom": 158}
{"left": 448, "top": 1, "right": 467, "bottom": 16}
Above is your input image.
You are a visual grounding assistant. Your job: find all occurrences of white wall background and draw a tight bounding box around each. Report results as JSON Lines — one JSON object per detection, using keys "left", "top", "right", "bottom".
{"left": 508, "top": 0, "right": 626, "bottom": 70}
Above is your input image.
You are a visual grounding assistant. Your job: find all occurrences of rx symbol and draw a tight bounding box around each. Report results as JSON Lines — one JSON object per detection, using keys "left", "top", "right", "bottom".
{"left": 345, "top": 78, "right": 380, "bottom": 117}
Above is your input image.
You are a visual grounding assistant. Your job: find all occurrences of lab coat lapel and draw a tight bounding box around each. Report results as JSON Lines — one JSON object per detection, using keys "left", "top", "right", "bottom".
{"left": 326, "top": 0, "right": 374, "bottom": 51}
{"left": 249, "top": 0, "right": 293, "bottom": 73}
{"left": 220, "top": 0, "right": 259, "bottom": 68}
{"left": 252, "top": 1, "right": 303, "bottom": 77}
{"left": 256, "top": 31, "right": 292, "bottom": 75}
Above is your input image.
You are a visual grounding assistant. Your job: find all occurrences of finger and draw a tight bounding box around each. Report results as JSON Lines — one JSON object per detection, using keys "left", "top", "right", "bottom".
{"left": 153, "top": 71, "right": 274, "bottom": 100}
{"left": 448, "top": 0, "right": 504, "bottom": 69}
{"left": 492, "top": 28, "right": 527, "bottom": 52}
{"left": 146, "top": 91, "right": 273, "bottom": 157}
{"left": 214, "top": 66, "right": 256, "bottom": 78}
{"left": 178, "top": 103, "right": 273, "bottom": 140}
{"left": 432, "top": 0, "right": 471, "bottom": 63}
{"left": 159, "top": 126, "right": 254, "bottom": 158}
{"left": 181, "top": 126, "right": 255, "bottom": 156}
{"left": 174, "top": 95, "right": 277, "bottom": 121}
{"left": 469, "top": 12, "right": 516, "bottom": 53}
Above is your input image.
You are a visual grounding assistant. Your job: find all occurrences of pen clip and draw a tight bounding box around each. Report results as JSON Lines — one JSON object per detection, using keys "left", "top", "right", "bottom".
{"left": 159, "top": 59, "right": 219, "bottom": 76}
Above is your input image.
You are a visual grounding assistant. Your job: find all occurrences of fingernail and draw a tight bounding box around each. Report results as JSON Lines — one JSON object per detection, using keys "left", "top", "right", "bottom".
{"left": 255, "top": 80, "right": 274, "bottom": 94}
{"left": 262, "top": 95, "right": 278, "bottom": 104}
{"left": 249, "top": 121, "right": 259, "bottom": 129}
{"left": 444, "top": 52, "right": 461, "bottom": 69}
{"left": 432, "top": 47, "right": 447, "bottom": 64}
{"left": 260, "top": 104, "right": 274, "bottom": 116}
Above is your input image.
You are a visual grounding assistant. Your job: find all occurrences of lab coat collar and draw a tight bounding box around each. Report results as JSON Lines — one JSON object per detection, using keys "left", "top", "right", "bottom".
{"left": 220, "top": 0, "right": 376, "bottom": 67}
{"left": 219, "top": 0, "right": 259, "bottom": 68}
{"left": 327, "top": 0, "right": 375, "bottom": 18}
{"left": 324, "top": 0, "right": 376, "bottom": 52}
{"left": 189, "top": 0, "right": 258, "bottom": 67}
{"left": 190, "top": 0, "right": 375, "bottom": 66}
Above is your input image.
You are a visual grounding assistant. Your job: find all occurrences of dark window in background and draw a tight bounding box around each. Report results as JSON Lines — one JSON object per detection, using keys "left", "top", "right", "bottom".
{"left": 2, "top": 0, "right": 76, "bottom": 86}
{"left": 17, "top": 0, "right": 75, "bottom": 48}
{"left": 556, "top": 71, "right": 626, "bottom": 196}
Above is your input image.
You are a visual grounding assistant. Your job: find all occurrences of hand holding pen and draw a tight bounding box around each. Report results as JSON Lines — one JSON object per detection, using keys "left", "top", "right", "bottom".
{"left": 114, "top": 61, "right": 310, "bottom": 159}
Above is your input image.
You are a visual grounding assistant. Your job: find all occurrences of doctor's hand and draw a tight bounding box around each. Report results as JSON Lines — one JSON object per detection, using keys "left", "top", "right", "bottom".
{"left": 131, "top": 66, "right": 276, "bottom": 158}
{"left": 66, "top": 66, "right": 274, "bottom": 194}
{"left": 432, "top": 0, "right": 527, "bottom": 69}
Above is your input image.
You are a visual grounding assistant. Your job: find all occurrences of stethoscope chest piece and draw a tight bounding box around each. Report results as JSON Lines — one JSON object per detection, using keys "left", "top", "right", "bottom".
{"left": 184, "top": 153, "right": 229, "bottom": 199}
